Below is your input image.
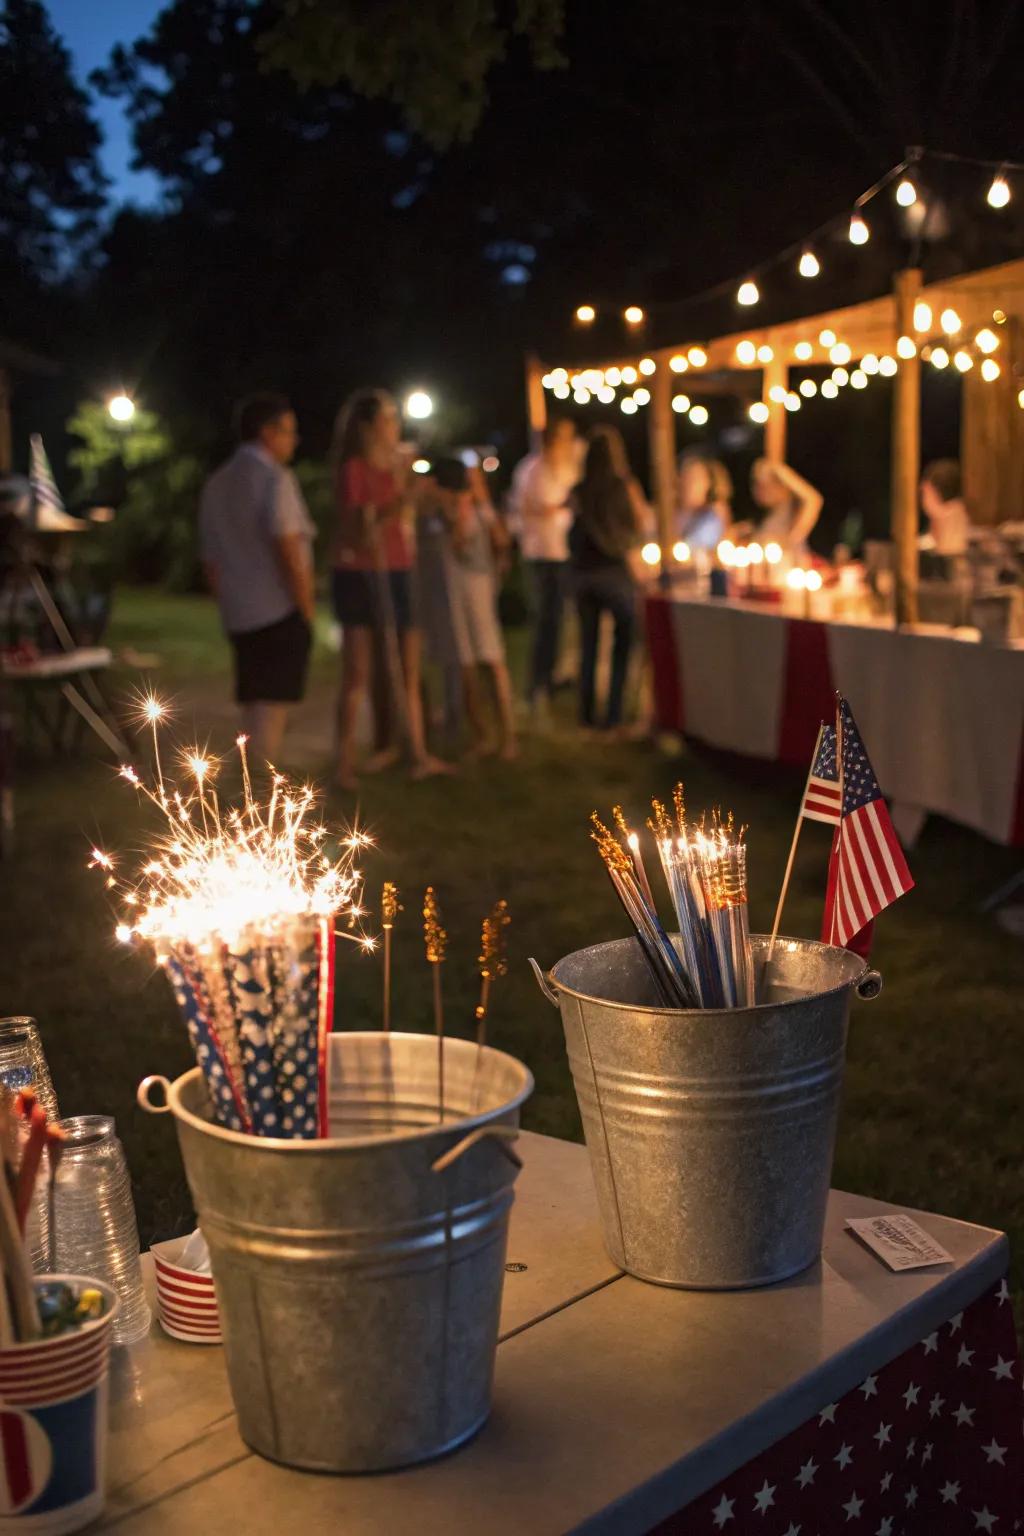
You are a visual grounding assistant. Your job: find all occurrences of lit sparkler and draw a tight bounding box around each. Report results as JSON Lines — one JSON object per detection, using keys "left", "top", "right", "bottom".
{"left": 423, "top": 887, "right": 447, "bottom": 1122}
{"left": 475, "top": 899, "right": 510, "bottom": 1046}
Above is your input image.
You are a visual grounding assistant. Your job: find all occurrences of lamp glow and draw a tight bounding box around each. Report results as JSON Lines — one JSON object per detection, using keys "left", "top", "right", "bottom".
{"left": 737, "top": 280, "right": 759, "bottom": 306}
{"left": 736, "top": 340, "right": 757, "bottom": 365}
{"left": 575, "top": 304, "right": 596, "bottom": 323}
{"left": 605, "top": 367, "right": 622, "bottom": 385}
{"left": 405, "top": 390, "right": 433, "bottom": 419}
{"left": 829, "top": 342, "right": 852, "bottom": 365}
{"left": 848, "top": 213, "right": 869, "bottom": 245}
{"left": 799, "top": 378, "right": 817, "bottom": 398}
{"left": 794, "top": 341, "right": 813, "bottom": 361}
{"left": 633, "top": 386, "right": 651, "bottom": 405}
{"left": 687, "top": 346, "right": 708, "bottom": 367}
{"left": 930, "top": 347, "right": 949, "bottom": 369}
{"left": 940, "top": 308, "right": 961, "bottom": 335}
{"left": 832, "top": 367, "right": 850, "bottom": 386}
{"left": 624, "top": 306, "right": 645, "bottom": 325}
{"left": 672, "top": 394, "right": 691, "bottom": 414}
{"left": 765, "top": 542, "right": 783, "bottom": 565}
{"left": 717, "top": 539, "right": 735, "bottom": 565}
{"left": 756, "top": 344, "right": 774, "bottom": 363}
{"left": 669, "top": 354, "right": 688, "bottom": 373}
{"left": 786, "top": 568, "right": 807, "bottom": 590}
{"left": 748, "top": 542, "right": 764, "bottom": 564}
{"left": 975, "top": 328, "right": 999, "bottom": 353}
{"left": 804, "top": 569, "right": 823, "bottom": 592}
{"left": 860, "top": 353, "right": 879, "bottom": 375}
{"left": 597, "top": 385, "right": 615, "bottom": 403}
{"left": 672, "top": 541, "right": 691, "bottom": 562}
{"left": 620, "top": 397, "right": 638, "bottom": 415}
{"left": 748, "top": 401, "right": 769, "bottom": 423}
{"left": 878, "top": 355, "right": 898, "bottom": 376}
{"left": 850, "top": 369, "right": 868, "bottom": 389}
{"left": 768, "top": 384, "right": 787, "bottom": 403}
{"left": 821, "top": 379, "right": 839, "bottom": 398}
{"left": 913, "top": 301, "right": 932, "bottom": 333}
{"left": 553, "top": 383, "right": 571, "bottom": 399}
{"left": 819, "top": 329, "right": 837, "bottom": 347}
{"left": 895, "top": 178, "right": 917, "bottom": 207}
{"left": 621, "top": 365, "right": 638, "bottom": 384}
{"left": 411, "top": 458, "right": 431, "bottom": 474}
{"left": 783, "top": 392, "right": 801, "bottom": 412}
{"left": 798, "top": 249, "right": 820, "bottom": 278}
{"left": 896, "top": 335, "right": 917, "bottom": 359}
{"left": 732, "top": 546, "right": 751, "bottom": 568}
{"left": 980, "top": 357, "right": 1000, "bottom": 382}
{"left": 953, "top": 350, "right": 973, "bottom": 372}
{"left": 688, "top": 404, "right": 709, "bottom": 425}
{"left": 987, "top": 174, "right": 1010, "bottom": 209}
{"left": 640, "top": 542, "right": 661, "bottom": 566}
{"left": 639, "top": 357, "right": 656, "bottom": 375}
{"left": 108, "top": 394, "right": 135, "bottom": 423}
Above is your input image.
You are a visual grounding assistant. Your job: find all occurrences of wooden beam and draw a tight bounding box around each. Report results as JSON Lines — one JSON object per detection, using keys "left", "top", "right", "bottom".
{"left": 761, "top": 349, "right": 788, "bottom": 464}
{"left": 524, "top": 352, "right": 547, "bottom": 447}
{"left": 648, "top": 353, "right": 676, "bottom": 552}
{"left": 891, "top": 269, "right": 922, "bottom": 627}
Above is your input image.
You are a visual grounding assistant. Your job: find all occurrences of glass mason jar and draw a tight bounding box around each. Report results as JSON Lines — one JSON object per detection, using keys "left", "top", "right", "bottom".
{"left": 49, "top": 1115, "right": 151, "bottom": 1344}
{"left": 0, "top": 1017, "right": 58, "bottom": 1118}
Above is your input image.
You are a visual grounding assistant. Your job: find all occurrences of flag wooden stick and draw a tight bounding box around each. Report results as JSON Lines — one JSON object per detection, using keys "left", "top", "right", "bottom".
{"left": 769, "top": 722, "right": 824, "bottom": 962}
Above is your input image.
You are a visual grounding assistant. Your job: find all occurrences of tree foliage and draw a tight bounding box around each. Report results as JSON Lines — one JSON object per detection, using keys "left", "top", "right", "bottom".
{"left": 0, "top": 0, "right": 105, "bottom": 280}
{"left": 260, "top": 0, "right": 566, "bottom": 148}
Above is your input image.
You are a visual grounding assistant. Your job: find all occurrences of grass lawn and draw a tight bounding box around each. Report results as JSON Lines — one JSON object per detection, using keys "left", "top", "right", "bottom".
{"left": 5, "top": 587, "right": 1023, "bottom": 1325}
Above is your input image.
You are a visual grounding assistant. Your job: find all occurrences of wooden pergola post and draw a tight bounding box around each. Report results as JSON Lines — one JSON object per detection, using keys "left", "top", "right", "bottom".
{"left": 761, "top": 346, "right": 788, "bottom": 464}
{"left": 524, "top": 352, "right": 547, "bottom": 448}
{"left": 960, "top": 315, "right": 1024, "bottom": 524}
{"left": 891, "top": 268, "right": 922, "bottom": 627}
{"left": 648, "top": 352, "right": 676, "bottom": 552}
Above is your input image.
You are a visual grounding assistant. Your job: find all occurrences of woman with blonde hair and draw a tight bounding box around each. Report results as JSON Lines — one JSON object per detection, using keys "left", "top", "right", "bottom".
{"left": 330, "top": 388, "right": 450, "bottom": 788}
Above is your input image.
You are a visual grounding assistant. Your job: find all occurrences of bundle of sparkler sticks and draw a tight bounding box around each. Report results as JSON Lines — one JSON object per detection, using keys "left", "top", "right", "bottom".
{"left": 590, "top": 788, "right": 754, "bottom": 1010}
{"left": 96, "top": 695, "right": 511, "bottom": 1138}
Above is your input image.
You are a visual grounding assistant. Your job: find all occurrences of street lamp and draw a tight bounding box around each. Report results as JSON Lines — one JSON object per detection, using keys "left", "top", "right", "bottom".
{"left": 108, "top": 394, "right": 136, "bottom": 424}
{"left": 405, "top": 390, "right": 433, "bottom": 420}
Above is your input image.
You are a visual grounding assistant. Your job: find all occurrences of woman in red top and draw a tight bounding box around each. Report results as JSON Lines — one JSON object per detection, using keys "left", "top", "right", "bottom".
{"left": 331, "top": 389, "right": 449, "bottom": 788}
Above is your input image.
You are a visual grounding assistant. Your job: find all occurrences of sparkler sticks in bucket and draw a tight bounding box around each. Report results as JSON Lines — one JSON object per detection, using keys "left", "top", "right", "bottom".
{"left": 92, "top": 708, "right": 375, "bottom": 1138}
{"left": 475, "top": 900, "right": 510, "bottom": 1047}
{"left": 423, "top": 888, "right": 447, "bottom": 1123}
{"left": 591, "top": 786, "right": 754, "bottom": 1010}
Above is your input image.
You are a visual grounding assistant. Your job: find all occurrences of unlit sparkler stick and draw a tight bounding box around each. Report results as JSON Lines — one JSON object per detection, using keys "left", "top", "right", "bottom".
{"left": 382, "top": 882, "right": 400, "bottom": 1033}
{"left": 591, "top": 815, "right": 699, "bottom": 1008}
{"left": 769, "top": 721, "right": 824, "bottom": 963}
{"left": 423, "top": 887, "right": 447, "bottom": 1123}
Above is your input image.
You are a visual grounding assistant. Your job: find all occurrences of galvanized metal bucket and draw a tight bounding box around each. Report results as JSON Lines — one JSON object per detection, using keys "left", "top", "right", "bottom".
{"left": 533, "top": 935, "right": 880, "bottom": 1290}
{"left": 140, "top": 1031, "right": 532, "bottom": 1472}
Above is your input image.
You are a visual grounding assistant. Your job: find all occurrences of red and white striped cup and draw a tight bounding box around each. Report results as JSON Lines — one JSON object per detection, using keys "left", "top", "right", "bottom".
{"left": 151, "top": 1237, "right": 221, "bottom": 1344}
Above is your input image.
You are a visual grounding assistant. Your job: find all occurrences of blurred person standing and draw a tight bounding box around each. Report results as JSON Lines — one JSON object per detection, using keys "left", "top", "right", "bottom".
{"left": 508, "top": 417, "right": 580, "bottom": 722}
{"left": 749, "top": 458, "right": 822, "bottom": 555}
{"left": 569, "top": 427, "right": 644, "bottom": 734}
{"left": 200, "top": 392, "right": 314, "bottom": 763}
{"left": 675, "top": 453, "right": 733, "bottom": 550}
{"left": 920, "top": 459, "right": 971, "bottom": 556}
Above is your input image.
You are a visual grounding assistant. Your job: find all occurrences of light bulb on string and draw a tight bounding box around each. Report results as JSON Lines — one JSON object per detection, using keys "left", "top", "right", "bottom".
{"left": 940, "top": 308, "right": 961, "bottom": 335}
{"left": 819, "top": 329, "right": 837, "bottom": 348}
{"left": 1018, "top": 389, "right": 1024, "bottom": 409}
{"left": 575, "top": 304, "right": 596, "bottom": 324}
{"left": 624, "top": 306, "right": 645, "bottom": 326}
{"left": 850, "top": 369, "right": 868, "bottom": 389}
{"left": 794, "top": 341, "right": 813, "bottom": 361}
{"left": 633, "top": 386, "right": 651, "bottom": 405}
{"left": 860, "top": 354, "right": 879, "bottom": 375}
{"left": 980, "top": 358, "right": 1001, "bottom": 382}
{"left": 687, "top": 346, "right": 707, "bottom": 367}
{"left": 553, "top": 383, "right": 570, "bottom": 399}
{"left": 573, "top": 387, "right": 591, "bottom": 404}
{"left": 671, "top": 394, "right": 691, "bottom": 414}
{"left": 756, "top": 344, "right": 774, "bottom": 363}
{"left": 832, "top": 367, "right": 850, "bottom": 386}
{"left": 975, "top": 328, "right": 999, "bottom": 353}
{"left": 878, "top": 355, "right": 898, "bottom": 376}
{"left": 688, "top": 404, "right": 709, "bottom": 425}
{"left": 987, "top": 174, "right": 1011, "bottom": 209}
{"left": 798, "top": 249, "right": 820, "bottom": 278}
{"left": 829, "top": 342, "right": 852, "bottom": 365}
{"left": 620, "top": 397, "right": 638, "bottom": 415}
{"left": 953, "top": 349, "right": 973, "bottom": 372}
{"left": 895, "top": 178, "right": 917, "bottom": 207}
{"left": 821, "top": 379, "right": 839, "bottom": 399}
{"left": 737, "top": 279, "right": 759, "bottom": 306}
{"left": 736, "top": 340, "right": 757, "bottom": 364}
{"left": 896, "top": 335, "right": 917, "bottom": 359}
{"left": 799, "top": 378, "right": 817, "bottom": 398}
{"left": 605, "top": 366, "right": 622, "bottom": 385}
{"left": 784, "top": 392, "right": 801, "bottom": 412}
{"left": 597, "top": 385, "right": 615, "bottom": 404}
{"left": 639, "top": 357, "right": 656, "bottom": 375}
{"left": 930, "top": 347, "right": 949, "bottom": 369}
{"left": 748, "top": 401, "right": 769, "bottom": 423}
{"left": 768, "top": 384, "right": 788, "bottom": 403}
{"left": 913, "top": 301, "right": 932, "bottom": 333}
{"left": 621, "top": 365, "right": 638, "bottom": 384}
{"left": 848, "top": 213, "right": 869, "bottom": 245}
{"left": 669, "top": 354, "right": 688, "bottom": 373}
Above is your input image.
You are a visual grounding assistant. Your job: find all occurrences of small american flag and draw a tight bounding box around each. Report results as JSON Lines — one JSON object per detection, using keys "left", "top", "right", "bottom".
{"left": 822, "top": 699, "right": 914, "bottom": 948}
{"left": 801, "top": 723, "right": 842, "bottom": 825}
{"left": 28, "top": 434, "right": 65, "bottom": 523}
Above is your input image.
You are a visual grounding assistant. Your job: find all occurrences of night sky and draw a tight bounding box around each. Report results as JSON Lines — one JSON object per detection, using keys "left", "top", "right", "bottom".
{"left": 48, "top": 0, "right": 163, "bottom": 205}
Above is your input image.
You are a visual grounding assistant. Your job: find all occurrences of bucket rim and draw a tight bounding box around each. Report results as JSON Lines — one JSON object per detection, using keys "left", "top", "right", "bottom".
{"left": 548, "top": 932, "right": 868, "bottom": 1017}
{"left": 165, "top": 1031, "right": 534, "bottom": 1152}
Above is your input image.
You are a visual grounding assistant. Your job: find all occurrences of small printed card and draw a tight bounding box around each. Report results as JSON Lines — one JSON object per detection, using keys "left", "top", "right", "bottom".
{"left": 846, "top": 1213, "right": 954, "bottom": 1272}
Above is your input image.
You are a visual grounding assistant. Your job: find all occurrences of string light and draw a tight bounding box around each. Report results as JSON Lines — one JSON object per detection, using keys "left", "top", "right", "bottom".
{"left": 850, "top": 369, "right": 868, "bottom": 389}
{"left": 804, "top": 569, "right": 823, "bottom": 593}
{"left": 896, "top": 335, "right": 917, "bottom": 359}
{"left": 756, "top": 344, "right": 774, "bottom": 363}
{"left": 895, "top": 178, "right": 917, "bottom": 207}
{"left": 574, "top": 387, "right": 591, "bottom": 403}
{"left": 1018, "top": 389, "right": 1024, "bottom": 409}
{"left": 987, "top": 174, "right": 1011, "bottom": 209}
{"left": 553, "top": 382, "right": 570, "bottom": 398}
{"left": 597, "top": 385, "right": 615, "bottom": 404}
{"left": 717, "top": 539, "right": 735, "bottom": 565}
{"left": 621, "top": 365, "right": 638, "bottom": 384}
{"left": 748, "top": 542, "right": 764, "bottom": 564}
{"left": 669, "top": 354, "right": 688, "bottom": 373}
{"left": 860, "top": 354, "right": 879, "bottom": 375}
{"left": 748, "top": 401, "right": 769, "bottom": 423}
{"left": 980, "top": 357, "right": 1001, "bottom": 382}
{"left": 953, "top": 349, "right": 973, "bottom": 372}
{"left": 829, "top": 342, "right": 852, "bottom": 365}
{"left": 605, "top": 366, "right": 622, "bottom": 385}
{"left": 624, "top": 306, "right": 645, "bottom": 325}
{"left": 412, "top": 458, "right": 431, "bottom": 474}
{"left": 832, "top": 367, "right": 850, "bottom": 386}
{"left": 821, "top": 379, "right": 839, "bottom": 398}
{"left": 672, "top": 541, "right": 691, "bottom": 562}
{"left": 794, "top": 341, "right": 813, "bottom": 361}
{"left": 575, "top": 304, "right": 596, "bottom": 324}
{"left": 633, "top": 386, "right": 651, "bottom": 405}
{"left": 768, "top": 384, "right": 788, "bottom": 403}
{"left": 848, "top": 213, "right": 870, "bottom": 245}
{"left": 940, "top": 307, "right": 961, "bottom": 334}
{"left": 737, "top": 280, "right": 759, "bottom": 306}
{"left": 689, "top": 404, "right": 709, "bottom": 425}
{"left": 784, "top": 392, "right": 801, "bottom": 412}
{"left": 687, "top": 346, "right": 708, "bottom": 367}
{"left": 879, "top": 355, "right": 898, "bottom": 376}
{"left": 639, "top": 357, "right": 657, "bottom": 375}
{"left": 798, "top": 249, "right": 820, "bottom": 278}
{"left": 799, "top": 378, "right": 817, "bottom": 398}
{"left": 930, "top": 347, "right": 949, "bottom": 369}
{"left": 551, "top": 368, "right": 568, "bottom": 383}
{"left": 765, "top": 542, "right": 783, "bottom": 565}
{"left": 819, "top": 328, "right": 837, "bottom": 347}
{"left": 620, "top": 397, "right": 638, "bottom": 414}
{"left": 913, "top": 301, "right": 932, "bottom": 332}
{"left": 672, "top": 394, "right": 691, "bottom": 413}
{"left": 975, "top": 328, "right": 999, "bottom": 353}
{"left": 640, "top": 542, "right": 661, "bottom": 566}
{"left": 542, "top": 373, "right": 554, "bottom": 389}
{"left": 994, "top": 309, "right": 1007, "bottom": 324}
{"left": 736, "top": 340, "right": 757, "bottom": 364}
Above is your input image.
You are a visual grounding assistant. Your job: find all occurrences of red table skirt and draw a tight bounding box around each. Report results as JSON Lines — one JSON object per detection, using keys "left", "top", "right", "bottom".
{"left": 644, "top": 594, "right": 1024, "bottom": 847}
{"left": 648, "top": 1277, "right": 1023, "bottom": 1534}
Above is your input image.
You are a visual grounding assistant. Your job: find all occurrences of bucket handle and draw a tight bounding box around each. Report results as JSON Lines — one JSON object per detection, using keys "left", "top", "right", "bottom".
{"left": 138, "top": 1075, "right": 172, "bottom": 1114}
{"left": 857, "top": 969, "right": 883, "bottom": 1001}
{"left": 432, "top": 1125, "right": 522, "bottom": 1175}
{"left": 528, "top": 957, "right": 559, "bottom": 1008}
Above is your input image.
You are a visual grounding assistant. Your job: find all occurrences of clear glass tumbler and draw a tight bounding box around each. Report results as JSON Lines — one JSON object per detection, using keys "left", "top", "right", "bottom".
{"left": 49, "top": 1115, "right": 151, "bottom": 1344}
{"left": 0, "top": 1016, "right": 59, "bottom": 1118}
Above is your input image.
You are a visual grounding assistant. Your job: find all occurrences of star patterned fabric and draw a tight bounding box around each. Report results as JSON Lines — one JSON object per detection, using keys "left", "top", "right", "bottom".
{"left": 647, "top": 1277, "right": 1023, "bottom": 1533}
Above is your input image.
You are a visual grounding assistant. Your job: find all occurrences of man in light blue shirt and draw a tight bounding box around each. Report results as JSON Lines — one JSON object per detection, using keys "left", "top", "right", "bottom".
{"left": 200, "top": 394, "right": 315, "bottom": 762}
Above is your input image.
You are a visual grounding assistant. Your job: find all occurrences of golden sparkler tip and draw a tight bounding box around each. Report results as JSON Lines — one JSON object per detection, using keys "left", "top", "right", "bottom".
{"left": 627, "top": 831, "right": 640, "bottom": 853}
{"left": 382, "top": 881, "right": 400, "bottom": 923}
{"left": 479, "top": 898, "right": 511, "bottom": 979}
{"left": 235, "top": 733, "right": 248, "bottom": 747}
{"left": 423, "top": 886, "right": 448, "bottom": 965}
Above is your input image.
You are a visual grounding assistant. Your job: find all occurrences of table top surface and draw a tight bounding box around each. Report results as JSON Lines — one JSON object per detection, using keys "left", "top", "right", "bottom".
{"left": 101, "top": 1131, "right": 1007, "bottom": 1536}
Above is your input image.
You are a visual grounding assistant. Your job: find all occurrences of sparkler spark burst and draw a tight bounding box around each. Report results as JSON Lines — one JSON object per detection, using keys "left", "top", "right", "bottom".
{"left": 98, "top": 732, "right": 371, "bottom": 951}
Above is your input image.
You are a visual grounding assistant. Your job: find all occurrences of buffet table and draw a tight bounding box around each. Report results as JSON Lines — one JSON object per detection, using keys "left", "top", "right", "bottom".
{"left": 101, "top": 1132, "right": 1021, "bottom": 1534}
{"left": 645, "top": 593, "right": 1024, "bottom": 847}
